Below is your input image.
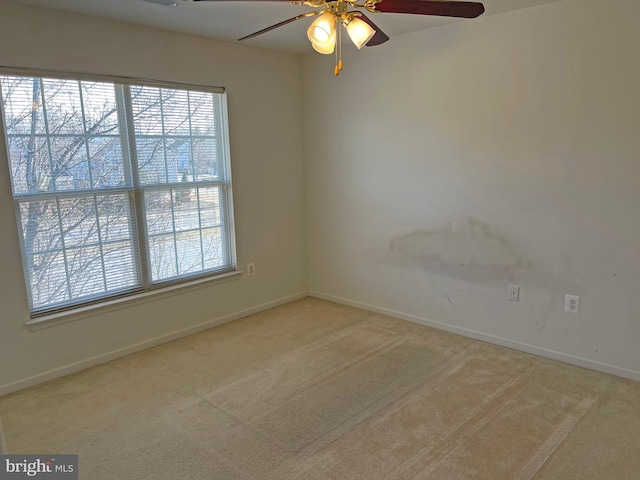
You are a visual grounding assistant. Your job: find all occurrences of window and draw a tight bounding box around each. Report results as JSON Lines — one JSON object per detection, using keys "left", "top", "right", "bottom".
{"left": 0, "top": 73, "right": 236, "bottom": 317}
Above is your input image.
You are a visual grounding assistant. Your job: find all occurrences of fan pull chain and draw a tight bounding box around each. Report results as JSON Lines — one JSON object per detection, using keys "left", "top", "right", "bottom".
{"left": 334, "top": 20, "right": 340, "bottom": 76}
{"left": 339, "top": 23, "right": 343, "bottom": 72}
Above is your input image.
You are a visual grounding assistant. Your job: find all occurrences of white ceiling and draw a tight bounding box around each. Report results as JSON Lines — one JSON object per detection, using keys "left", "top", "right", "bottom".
{"left": 9, "top": 0, "right": 563, "bottom": 54}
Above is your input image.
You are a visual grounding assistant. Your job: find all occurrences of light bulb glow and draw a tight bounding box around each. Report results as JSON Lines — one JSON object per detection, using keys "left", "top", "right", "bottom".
{"left": 312, "top": 42, "right": 335, "bottom": 54}
{"left": 345, "top": 17, "right": 375, "bottom": 50}
{"left": 313, "top": 28, "right": 330, "bottom": 44}
{"left": 307, "top": 12, "right": 336, "bottom": 54}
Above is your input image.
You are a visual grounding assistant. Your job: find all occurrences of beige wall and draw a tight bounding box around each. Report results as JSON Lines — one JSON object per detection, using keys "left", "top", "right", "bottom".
{"left": 303, "top": 0, "right": 640, "bottom": 380}
{"left": 0, "top": 2, "right": 307, "bottom": 393}
{"left": 2, "top": 0, "right": 639, "bottom": 393}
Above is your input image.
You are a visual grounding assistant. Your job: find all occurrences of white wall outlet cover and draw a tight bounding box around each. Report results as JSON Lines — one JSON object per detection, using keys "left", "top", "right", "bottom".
{"left": 565, "top": 294, "right": 580, "bottom": 314}
{"left": 508, "top": 284, "right": 520, "bottom": 302}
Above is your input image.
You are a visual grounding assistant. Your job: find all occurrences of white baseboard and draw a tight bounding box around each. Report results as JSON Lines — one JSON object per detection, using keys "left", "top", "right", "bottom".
{"left": 0, "top": 291, "right": 308, "bottom": 397}
{"left": 309, "top": 291, "right": 640, "bottom": 383}
{"left": 4, "top": 289, "right": 637, "bottom": 397}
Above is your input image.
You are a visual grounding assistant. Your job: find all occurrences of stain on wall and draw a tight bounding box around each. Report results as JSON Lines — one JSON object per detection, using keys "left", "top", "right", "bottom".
{"left": 387, "top": 217, "right": 532, "bottom": 282}
{"left": 382, "top": 216, "right": 584, "bottom": 331}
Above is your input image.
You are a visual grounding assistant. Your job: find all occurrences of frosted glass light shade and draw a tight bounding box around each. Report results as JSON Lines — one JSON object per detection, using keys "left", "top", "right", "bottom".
{"left": 312, "top": 42, "right": 336, "bottom": 54}
{"left": 345, "top": 17, "right": 375, "bottom": 49}
{"left": 307, "top": 12, "right": 337, "bottom": 54}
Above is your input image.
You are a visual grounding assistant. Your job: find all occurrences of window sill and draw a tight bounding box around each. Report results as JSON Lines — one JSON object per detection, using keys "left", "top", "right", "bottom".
{"left": 26, "top": 270, "right": 243, "bottom": 332}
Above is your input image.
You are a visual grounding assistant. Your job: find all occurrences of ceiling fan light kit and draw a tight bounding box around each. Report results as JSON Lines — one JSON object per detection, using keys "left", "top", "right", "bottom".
{"left": 344, "top": 16, "right": 375, "bottom": 49}
{"left": 307, "top": 11, "right": 337, "bottom": 54}
{"left": 305, "top": 7, "right": 377, "bottom": 74}
{"left": 186, "top": 0, "right": 486, "bottom": 75}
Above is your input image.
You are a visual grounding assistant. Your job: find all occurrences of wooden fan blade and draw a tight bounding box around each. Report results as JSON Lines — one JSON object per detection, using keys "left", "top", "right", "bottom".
{"left": 238, "top": 11, "right": 320, "bottom": 41}
{"left": 373, "top": 0, "right": 484, "bottom": 18}
{"left": 356, "top": 13, "right": 389, "bottom": 46}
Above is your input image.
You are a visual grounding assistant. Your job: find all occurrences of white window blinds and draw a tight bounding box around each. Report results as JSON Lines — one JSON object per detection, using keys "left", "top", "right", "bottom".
{"left": 0, "top": 74, "right": 236, "bottom": 316}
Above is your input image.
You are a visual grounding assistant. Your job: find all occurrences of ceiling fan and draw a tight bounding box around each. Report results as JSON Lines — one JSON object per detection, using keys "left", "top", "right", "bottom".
{"left": 147, "top": 0, "right": 485, "bottom": 75}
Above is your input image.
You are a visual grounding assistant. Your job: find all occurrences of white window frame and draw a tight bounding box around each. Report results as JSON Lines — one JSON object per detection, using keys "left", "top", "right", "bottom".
{"left": 0, "top": 67, "right": 237, "bottom": 320}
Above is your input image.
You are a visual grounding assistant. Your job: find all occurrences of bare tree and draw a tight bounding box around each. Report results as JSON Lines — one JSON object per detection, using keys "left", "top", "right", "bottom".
{"left": 1, "top": 76, "right": 223, "bottom": 310}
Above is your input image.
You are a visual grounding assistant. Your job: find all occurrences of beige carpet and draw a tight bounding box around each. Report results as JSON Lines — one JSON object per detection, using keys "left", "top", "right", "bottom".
{"left": 1, "top": 297, "right": 639, "bottom": 479}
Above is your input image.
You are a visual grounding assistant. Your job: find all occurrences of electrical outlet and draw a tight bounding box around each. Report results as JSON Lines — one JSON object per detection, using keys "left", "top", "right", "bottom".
{"left": 508, "top": 284, "right": 520, "bottom": 302}
{"left": 247, "top": 263, "right": 255, "bottom": 276}
{"left": 565, "top": 294, "right": 580, "bottom": 314}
